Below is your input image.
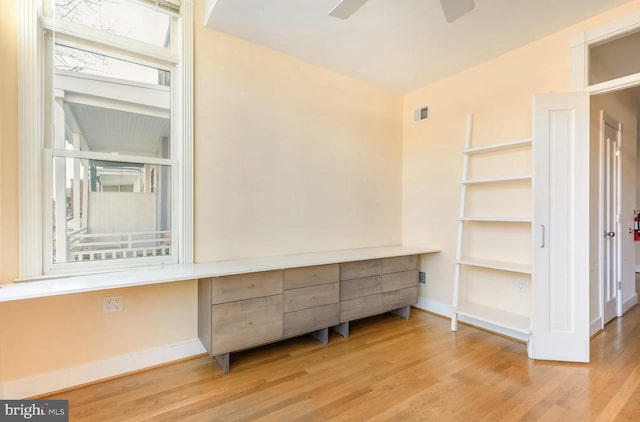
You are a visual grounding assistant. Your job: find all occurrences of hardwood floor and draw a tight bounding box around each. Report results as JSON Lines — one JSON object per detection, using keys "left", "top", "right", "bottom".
{"left": 45, "top": 307, "right": 640, "bottom": 421}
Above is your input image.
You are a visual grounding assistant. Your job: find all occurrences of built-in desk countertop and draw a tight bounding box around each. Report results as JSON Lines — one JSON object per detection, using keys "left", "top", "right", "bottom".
{"left": 0, "top": 245, "right": 440, "bottom": 302}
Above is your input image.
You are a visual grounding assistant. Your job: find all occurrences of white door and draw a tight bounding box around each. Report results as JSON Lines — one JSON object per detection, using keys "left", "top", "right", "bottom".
{"left": 600, "top": 111, "right": 621, "bottom": 325}
{"left": 531, "top": 92, "right": 590, "bottom": 362}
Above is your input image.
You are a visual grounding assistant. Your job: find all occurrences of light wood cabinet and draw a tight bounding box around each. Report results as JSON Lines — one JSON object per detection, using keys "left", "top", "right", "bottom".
{"left": 198, "top": 253, "right": 421, "bottom": 373}
{"left": 337, "top": 256, "right": 419, "bottom": 334}
{"left": 283, "top": 264, "right": 340, "bottom": 338}
{"left": 211, "top": 294, "right": 283, "bottom": 355}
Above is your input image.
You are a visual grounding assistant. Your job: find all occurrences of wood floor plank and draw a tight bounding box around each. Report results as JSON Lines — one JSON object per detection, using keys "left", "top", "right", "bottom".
{"left": 43, "top": 306, "right": 640, "bottom": 421}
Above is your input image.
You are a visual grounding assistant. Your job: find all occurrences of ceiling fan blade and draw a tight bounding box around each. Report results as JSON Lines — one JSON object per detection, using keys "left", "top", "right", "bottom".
{"left": 328, "top": 0, "right": 369, "bottom": 19}
{"left": 440, "top": 0, "right": 475, "bottom": 23}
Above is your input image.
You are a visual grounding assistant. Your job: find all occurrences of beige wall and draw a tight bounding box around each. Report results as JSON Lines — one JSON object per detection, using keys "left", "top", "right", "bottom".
{"left": 0, "top": 282, "right": 197, "bottom": 382}
{"left": 403, "top": 1, "right": 640, "bottom": 313}
{"left": 0, "top": 0, "right": 403, "bottom": 388}
{"left": 193, "top": 5, "right": 403, "bottom": 262}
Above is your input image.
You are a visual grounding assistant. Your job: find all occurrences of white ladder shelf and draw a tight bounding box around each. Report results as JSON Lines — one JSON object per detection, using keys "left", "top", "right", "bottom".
{"left": 450, "top": 114, "right": 532, "bottom": 337}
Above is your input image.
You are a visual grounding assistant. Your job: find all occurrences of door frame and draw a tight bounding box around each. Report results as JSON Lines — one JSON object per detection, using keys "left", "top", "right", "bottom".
{"left": 571, "top": 12, "right": 640, "bottom": 331}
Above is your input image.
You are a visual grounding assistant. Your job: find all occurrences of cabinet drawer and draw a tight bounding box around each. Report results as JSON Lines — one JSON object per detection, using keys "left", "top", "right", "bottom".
{"left": 284, "top": 283, "right": 339, "bottom": 313}
{"left": 211, "top": 295, "right": 283, "bottom": 355}
{"left": 340, "top": 276, "right": 381, "bottom": 301}
{"left": 340, "top": 259, "right": 381, "bottom": 281}
{"left": 284, "top": 304, "right": 339, "bottom": 337}
{"left": 340, "top": 294, "right": 382, "bottom": 322}
{"left": 284, "top": 264, "right": 339, "bottom": 289}
{"left": 381, "top": 270, "right": 418, "bottom": 292}
{"left": 382, "top": 255, "right": 418, "bottom": 274}
{"left": 382, "top": 287, "right": 418, "bottom": 310}
{"left": 211, "top": 270, "right": 282, "bottom": 305}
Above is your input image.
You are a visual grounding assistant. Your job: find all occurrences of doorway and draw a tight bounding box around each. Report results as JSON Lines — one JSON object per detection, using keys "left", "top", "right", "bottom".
{"left": 589, "top": 76, "right": 639, "bottom": 333}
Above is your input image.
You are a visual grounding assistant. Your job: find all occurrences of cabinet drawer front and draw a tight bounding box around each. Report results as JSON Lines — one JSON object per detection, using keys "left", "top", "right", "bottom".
{"left": 284, "top": 264, "right": 339, "bottom": 289}
{"left": 211, "top": 295, "right": 283, "bottom": 355}
{"left": 211, "top": 270, "right": 282, "bottom": 304}
{"left": 382, "top": 287, "right": 418, "bottom": 310}
{"left": 340, "top": 276, "right": 381, "bottom": 301}
{"left": 340, "top": 259, "right": 381, "bottom": 281}
{"left": 340, "top": 294, "right": 382, "bottom": 322}
{"left": 381, "top": 270, "right": 418, "bottom": 292}
{"left": 284, "top": 304, "right": 339, "bottom": 337}
{"left": 382, "top": 255, "right": 418, "bottom": 274}
{"left": 284, "top": 283, "right": 339, "bottom": 313}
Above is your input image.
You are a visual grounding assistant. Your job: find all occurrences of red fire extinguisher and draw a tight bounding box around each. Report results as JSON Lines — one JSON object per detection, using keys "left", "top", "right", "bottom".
{"left": 634, "top": 213, "right": 640, "bottom": 241}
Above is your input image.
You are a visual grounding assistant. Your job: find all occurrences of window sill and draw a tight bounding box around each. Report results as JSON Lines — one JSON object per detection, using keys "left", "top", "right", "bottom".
{"left": 0, "top": 245, "right": 440, "bottom": 302}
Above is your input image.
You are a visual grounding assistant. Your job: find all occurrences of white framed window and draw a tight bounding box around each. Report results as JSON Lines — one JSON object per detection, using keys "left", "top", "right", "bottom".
{"left": 19, "top": 0, "right": 193, "bottom": 278}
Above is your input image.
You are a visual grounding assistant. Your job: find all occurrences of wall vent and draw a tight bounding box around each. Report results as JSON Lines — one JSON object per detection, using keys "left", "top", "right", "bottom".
{"left": 413, "top": 105, "right": 429, "bottom": 122}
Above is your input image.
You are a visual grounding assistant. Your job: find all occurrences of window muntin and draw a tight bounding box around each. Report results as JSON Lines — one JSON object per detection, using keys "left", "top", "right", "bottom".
{"left": 54, "top": 44, "right": 171, "bottom": 87}
{"left": 53, "top": 0, "right": 172, "bottom": 48}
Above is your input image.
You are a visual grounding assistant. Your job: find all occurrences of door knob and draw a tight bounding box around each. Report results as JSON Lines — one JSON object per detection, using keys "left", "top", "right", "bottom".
{"left": 607, "top": 231, "right": 616, "bottom": 237}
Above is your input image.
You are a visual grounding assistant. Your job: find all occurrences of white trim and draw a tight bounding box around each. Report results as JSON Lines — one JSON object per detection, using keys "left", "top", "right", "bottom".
{"left": 48, "top": 149, "right": 175, "bottom": 166}
{"left": 179, "top": 0, "right": 194, "bottom": 264}
{"left": 587, "top": 72, "right": 640, "bottom": 95}
{"left": 415, "top": 296, "right": 452, "bottom": 317}
{"left": 590, "top": 317, "right": 603, "bottom": 337}
{"left": 414, "top": 298, "right": 528, "bottom": 342}
{"left": 0, "top": 339, "right": 206, "bottom": 399}
{"left": 18, "top": 0, "right": 44, "bottom": 279}
{"left": 570, "top": 34, "right": 587, "bottom": 91}
{"left": 622, "top": 293, "right": 638, "bottom": 314}
{"left": 635, "top": 265, "right": 640, "bottom": 273}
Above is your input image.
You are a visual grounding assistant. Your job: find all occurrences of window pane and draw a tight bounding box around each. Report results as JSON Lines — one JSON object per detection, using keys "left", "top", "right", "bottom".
{"left": 53, "top": 44, "right": 171, "bottom": 158}
{"left": 54, "top": 0, "right": 172, "bottom": 48}
{"left": 589, "top": 30, "right": 640, "bottom": 85}
{"left": 52, "top": 157, "right": 172, "bottom": 264}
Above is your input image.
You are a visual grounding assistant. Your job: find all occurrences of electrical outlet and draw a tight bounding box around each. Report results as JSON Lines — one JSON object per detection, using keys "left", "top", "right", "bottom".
{"left": 419, "top": 271, "right": 427, "bottom": 285}
{"left": 103, "top": 295, "right": 123, "bottom": 313}
{"left": 517, "top": 279, "right": 526, "bottom": 293}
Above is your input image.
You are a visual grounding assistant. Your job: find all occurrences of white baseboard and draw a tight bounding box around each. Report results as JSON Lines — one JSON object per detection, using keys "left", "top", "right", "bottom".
{"left": 622, "top": 293, "right": 638, "bottom": 314}
{"left": 590, "top": 316, "right": 603, "bottom": 337}
{"left": 415, "top": 296, "right": 452, "bottom": 317}
{"left": 414, "top": 298, "right": 528, "bottom": 342}
{"left": 0, "top": 339, "right": 206, "bottom": 399}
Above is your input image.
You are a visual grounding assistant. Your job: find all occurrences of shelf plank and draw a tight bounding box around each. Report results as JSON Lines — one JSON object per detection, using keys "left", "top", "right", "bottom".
{"left": 463, "top": 138, "right": 532, "bottom": 155}
{"left": 454, "top": 303, "right": 530, "bottom": 334}
{"left": 460, "top": 217, "right": 532, "bottom": 223}
{"left": 462, "top": 175, "right": 532, "bottom": 185}
{"left": 457, "top": 259, "right": 532, "bottom": 274}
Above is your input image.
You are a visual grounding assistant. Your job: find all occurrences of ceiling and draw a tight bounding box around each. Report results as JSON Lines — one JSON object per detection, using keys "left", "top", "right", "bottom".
{"left": 205, "top": 0, "right": 635, "bottom": 93}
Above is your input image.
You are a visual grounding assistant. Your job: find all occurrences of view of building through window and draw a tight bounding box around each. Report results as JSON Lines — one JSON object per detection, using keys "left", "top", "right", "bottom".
{"left": 48, "top": 0, "right": 176, "bottom": 268}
